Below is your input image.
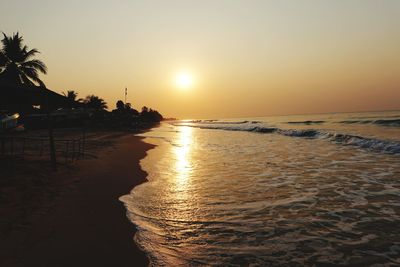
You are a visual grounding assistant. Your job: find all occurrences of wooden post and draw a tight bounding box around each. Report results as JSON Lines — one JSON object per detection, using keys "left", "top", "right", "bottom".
{"left": 1, "top": 138, "right": 4, "bottom": 156}
{"left": 47, "top": 113, "right": 57, "bottom": 170}
{"left": 11, "top": 138, "right": 14, "bottom": 156}
{"left": 77, "top": 139, "right": 81, "bottom": 159}
{"left": 22, "top": 138, "right": 26, "bottom": 156}
{"left": 81, "top": 122, "right": 86, "bottom": 159}
{"left": 40, "top": 139, "right": 44, "bottom": 156}
{"left": 65, "top": 140, "right": 69, "bottom": 163}
{"left": 71, "top": 139, "right": 75, "bottom": 161}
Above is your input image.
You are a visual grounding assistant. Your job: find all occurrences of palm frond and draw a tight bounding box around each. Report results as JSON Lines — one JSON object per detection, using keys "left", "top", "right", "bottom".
{"left": 23, "top": 47, "right": 40, "bottom": 61}
{"left": 2, "top": 33, "right": 24, "bottom": 62}
{"left": 84, "top": 95, "right": 108, "bottom": 110}
{"left": 1, "top": 32, "right": 10, "bottom": 48}
{"left": 21, "top": 59, "right": 47, "bottom": 74}
{"left": 62, "top": 90, "right": 78, "bottom": 101}
{"left": 21, "top": 66, "right": 46, "bottom": 87}
{"left": 21, "top": 66, "right": 38, "bottom": 79}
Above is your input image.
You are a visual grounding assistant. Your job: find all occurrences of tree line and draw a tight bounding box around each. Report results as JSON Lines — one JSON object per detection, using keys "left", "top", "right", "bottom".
{"left": 0, "top": 32, "right": 163, "bottom": 123}
{"left": 63, "top": 90, "right": 163, "bottom": 122}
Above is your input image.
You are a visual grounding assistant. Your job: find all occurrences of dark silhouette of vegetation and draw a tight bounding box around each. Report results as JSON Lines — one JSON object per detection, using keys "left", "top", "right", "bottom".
{"left": 61, "top": 90, "right": 84, "bottom": 108}
{"left": 116, "top": 100, "right": 125, "bottom": 111}
{"left": 83, "top": 95, "right": 108, "bottom": 111}
{"left": 109, "top": 100, "right": 162, "bottom": 128}
{"left": 111, "top": 100, "right": 139, "bottom": 127}
{"left": 113, "top": 100, "right": 139, "bottom": 115}
{"left": 0, "top": 32, "right": 47, "bottom": 87}
{"left": 0, "top": 31, "right": 164, "bottom": 132}
{"left": 139, "top": 106, "right": 163, "bottom": 122}
{"left": 62, "top": 90, "right": 79, "bottom": 102}
{"left": 124, "top": 102, "right": 133, "bottom": 111}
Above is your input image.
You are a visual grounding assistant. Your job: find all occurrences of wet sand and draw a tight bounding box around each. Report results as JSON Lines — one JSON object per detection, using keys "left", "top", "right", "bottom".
{"left": 0, "top": 134, "right": 154, "bottom": 267}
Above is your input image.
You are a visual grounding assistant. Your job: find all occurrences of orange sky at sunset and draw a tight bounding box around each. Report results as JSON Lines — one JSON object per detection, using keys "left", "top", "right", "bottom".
{"left": 1, "top": 0, "right": 399, "bottom": 118}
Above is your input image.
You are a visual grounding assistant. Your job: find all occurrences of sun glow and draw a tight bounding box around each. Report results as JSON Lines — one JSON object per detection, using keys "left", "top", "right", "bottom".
{"left": 170, "top": 126, "right": 194, "bottom": 220}
{"left": 175, "top": 72, "right": 194, "bottom": 89}
{"left": 174, "top": 126, "right": 192, "bottom": 184}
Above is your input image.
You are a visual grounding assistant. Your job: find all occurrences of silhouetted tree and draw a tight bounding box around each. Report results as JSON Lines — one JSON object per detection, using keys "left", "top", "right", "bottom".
{"left": 141, "top": 106, "right": 149, "bottom": 113}
{"left": 113, "top": 100, "right": 139, "bottom": 116}
{"left": 63, "top": 90, "right": 79, "bottom": 101}
{"left": 126, "top": 103, "right": 140, "bottom": 116}
{"left": 84, "top": 95, "right": 107, "bottom": 111}
{"left": 0, "top": 32, "right": 47, "bottom": 87}
{"left": 116, "top": 100, "right": 125, "bottom": 111}
{"left": 139, "top": 106, "right": 163, "bottom": 122}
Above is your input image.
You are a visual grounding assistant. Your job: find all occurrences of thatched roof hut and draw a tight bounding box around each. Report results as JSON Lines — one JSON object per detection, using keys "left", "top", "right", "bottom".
{"left": 0, "top": 82, "right": 75, "bottom": 113}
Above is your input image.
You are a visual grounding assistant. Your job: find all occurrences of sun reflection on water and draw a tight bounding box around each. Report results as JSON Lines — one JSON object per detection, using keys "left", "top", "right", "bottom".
{"left": 174, "top": 126, "right": 193, "bottom": 193}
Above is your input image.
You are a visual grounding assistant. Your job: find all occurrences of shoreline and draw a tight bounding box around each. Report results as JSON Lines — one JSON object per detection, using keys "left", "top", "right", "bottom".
{"left": 1, "top": 133, "right": 155, "bottom": 267}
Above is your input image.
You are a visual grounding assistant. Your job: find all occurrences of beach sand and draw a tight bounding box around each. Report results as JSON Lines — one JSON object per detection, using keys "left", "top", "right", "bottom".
{"left": 0, "top": 133, "right": 154, "bottom": 267}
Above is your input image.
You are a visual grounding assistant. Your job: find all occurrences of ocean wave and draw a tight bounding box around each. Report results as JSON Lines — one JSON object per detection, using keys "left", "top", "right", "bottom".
{"left": 340, "top": 120, "right": 373, "bottom": 124}
{"left": 374, "top": 119, "right": 400, "bottom": 126}
{"left": 279, "top": 129, "right": 320, "bottom": 137}
{"left": 285, "top": 131, "right": 400, "bottom": 154}
{"left": 178, "top": 123, "right": 400, "bottom": 154}
{"left": 325, "top": 133, "right": 400, "bottom": 154}
{"left": 191, "top": 124, "right": 276, "bottom": 133}
{"left": 185, "top": 120, "right": 261, "bottom": 125}
{"left": 287, "top": 120, "right": 325, "bottom": 125}
{"left": 340, "top": 118, "right": 400, "bottom": 127}
{"left": 251, "top": 126, "right": 278, "bottom": 133}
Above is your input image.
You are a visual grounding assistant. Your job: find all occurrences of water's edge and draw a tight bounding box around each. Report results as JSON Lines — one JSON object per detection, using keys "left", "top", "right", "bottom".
{"left": 118, "top": 136, "right": 158, "bottom": 267}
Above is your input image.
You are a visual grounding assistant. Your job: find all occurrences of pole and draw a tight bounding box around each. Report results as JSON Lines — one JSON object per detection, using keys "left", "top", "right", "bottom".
{"left": 81, "top": 122, "right": 86, "bottom": 159}
{"left": 47, "top": 111, "right": 57, "bottom": 170}
{"left": 125, "top": 87, "right": 127, "bottom": 104}
{"left": 1, "top": 138, "right": 4, "bottom": 156}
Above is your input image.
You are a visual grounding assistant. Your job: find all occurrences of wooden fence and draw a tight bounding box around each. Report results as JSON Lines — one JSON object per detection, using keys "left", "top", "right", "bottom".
{"left": 0, "top": 135, "right": 85, "bottom": 163}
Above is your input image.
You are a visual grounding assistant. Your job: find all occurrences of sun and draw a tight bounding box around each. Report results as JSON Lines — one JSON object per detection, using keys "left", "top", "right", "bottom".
{"left": 175, "top": 72, "right": 194, "bottom": 89}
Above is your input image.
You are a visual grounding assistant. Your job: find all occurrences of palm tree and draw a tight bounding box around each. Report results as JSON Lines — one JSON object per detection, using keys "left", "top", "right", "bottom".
{"left": 0, "top": 32, "right": 47, "bottom": 87}
{"left": 84, "top": 95, "right": 108, "bottom": 111}
{"left": 62, "top": 90, "right": 78, "bottom": 101}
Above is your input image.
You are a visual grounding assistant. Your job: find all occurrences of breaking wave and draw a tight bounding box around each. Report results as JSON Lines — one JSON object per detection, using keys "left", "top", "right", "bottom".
{"left": 340, "top": 118, "right": 400, "bottom": 127}
{"left": 175, "top": 122, "right": 400, "bottom": 154}
{"left": 287, "top": 120, "right": 325, "bottom": 124}
{"left": 188, "top": 120, "right": 261, "bottom": 124}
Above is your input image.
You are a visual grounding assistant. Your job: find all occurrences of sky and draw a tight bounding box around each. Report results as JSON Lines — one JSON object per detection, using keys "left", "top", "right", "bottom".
{"left": 1, "top": 0, "right": 400, "bottom": 119}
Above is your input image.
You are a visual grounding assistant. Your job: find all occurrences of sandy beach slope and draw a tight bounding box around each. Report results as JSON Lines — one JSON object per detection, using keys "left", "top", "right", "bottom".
{"left": 1, "top": 134, "right": 154, "bottom": 267}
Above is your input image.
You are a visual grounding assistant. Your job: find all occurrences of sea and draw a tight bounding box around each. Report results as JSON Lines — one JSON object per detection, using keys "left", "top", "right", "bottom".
{"left": 120, "top": 111, "right": 400, "bottom": 266}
